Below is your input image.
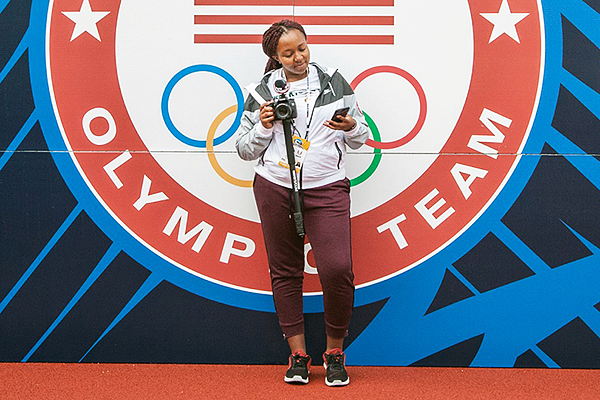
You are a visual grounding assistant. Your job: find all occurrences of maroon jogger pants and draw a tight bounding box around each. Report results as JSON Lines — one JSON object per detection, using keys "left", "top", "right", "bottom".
{"left": 253, "top": 174, "right": 355, "bottom": 340}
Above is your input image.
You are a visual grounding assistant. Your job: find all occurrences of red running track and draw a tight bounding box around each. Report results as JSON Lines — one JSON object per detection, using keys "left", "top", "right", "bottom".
{"left": 1, "top": 363, "right": 600, "bottom": 399}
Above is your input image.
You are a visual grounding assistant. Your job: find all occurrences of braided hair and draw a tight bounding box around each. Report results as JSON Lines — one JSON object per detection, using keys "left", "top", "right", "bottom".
{"left": 262, "top": 19, "right": 307, "bottom": 74}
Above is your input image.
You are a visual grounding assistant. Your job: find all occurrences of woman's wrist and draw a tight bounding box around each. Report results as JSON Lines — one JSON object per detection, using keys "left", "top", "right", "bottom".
{"left": 344, "top": 119, "right": 357, "bottom": 132}
{"left": 257, "top": 121, "right": 274, "bottom": 136}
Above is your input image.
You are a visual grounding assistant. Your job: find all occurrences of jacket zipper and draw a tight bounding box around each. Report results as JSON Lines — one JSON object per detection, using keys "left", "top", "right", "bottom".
{"left": 335, "top": 142, "right": 342, "bottom": 169}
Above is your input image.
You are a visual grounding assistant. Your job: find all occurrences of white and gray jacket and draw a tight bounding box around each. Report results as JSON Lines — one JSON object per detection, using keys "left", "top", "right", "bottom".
{"left": 235, "top": 63, "right": 370, "bottom": 189}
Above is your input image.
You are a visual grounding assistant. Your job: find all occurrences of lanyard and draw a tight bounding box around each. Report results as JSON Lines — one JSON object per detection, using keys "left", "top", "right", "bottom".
{"left": 282, "top": 67, "right": 315, "bottom": 140}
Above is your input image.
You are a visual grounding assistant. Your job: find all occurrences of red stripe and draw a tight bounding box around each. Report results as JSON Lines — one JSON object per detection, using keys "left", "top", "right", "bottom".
{"left": 311, "top": 35, "right": 394, "bottom": 44}
{"left": 194, "top": 0, "right": 394, "bottom": 6}
{"left": 194, "top": 34, "right": 393, "bottom": 45}
{"left": 194, "top": 15, "right": 286, "bottom": 25}
{"left": 195, "top": 15, "right": 394, "bottom": 25}
{"left": 195, "top": 34, "right": 264, "bottom": 43}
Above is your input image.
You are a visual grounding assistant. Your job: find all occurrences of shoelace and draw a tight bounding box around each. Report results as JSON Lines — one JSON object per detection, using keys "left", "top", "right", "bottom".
{"left": 325, "top": 353, "right": 344, "bottom": 371}
{"left": 292, "top": 354, "right": 309, "bottom": 368}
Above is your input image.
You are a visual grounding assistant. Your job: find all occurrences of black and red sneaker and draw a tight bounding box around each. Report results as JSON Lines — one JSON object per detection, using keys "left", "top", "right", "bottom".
{"left": 284, "top": 351, "right": 311, "bottom": 384}
{"left": 323, "top": 348, "right": 349, "bottom": 386}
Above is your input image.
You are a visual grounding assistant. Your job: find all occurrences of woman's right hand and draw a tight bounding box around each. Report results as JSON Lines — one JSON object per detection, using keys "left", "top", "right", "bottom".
{"left": 260, "top": 101, "right": 275, "bottom": 129}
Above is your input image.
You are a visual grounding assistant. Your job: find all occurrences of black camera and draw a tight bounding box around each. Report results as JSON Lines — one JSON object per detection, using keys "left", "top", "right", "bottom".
{"left": 272, "top": 79, "right": 297, "bottom": 121}
{"left": 272, "top": 96, "right": 297, "bottom": 120}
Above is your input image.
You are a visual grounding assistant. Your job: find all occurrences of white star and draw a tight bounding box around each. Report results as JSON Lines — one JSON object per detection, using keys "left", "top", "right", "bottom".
{"left": 481, "top": 0, "right": 529, "bottom": 43}
{"left": 62, "top": 0, "right": 110, "bottom": 42}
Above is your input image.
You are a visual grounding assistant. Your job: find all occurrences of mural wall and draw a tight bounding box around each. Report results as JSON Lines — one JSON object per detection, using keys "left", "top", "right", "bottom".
{"left": 1, "top": 0, "right": 600, "bottom": 367}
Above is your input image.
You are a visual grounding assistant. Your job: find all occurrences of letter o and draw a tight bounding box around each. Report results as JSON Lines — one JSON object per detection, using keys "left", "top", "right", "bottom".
{"left": 82, "top": 108, "right": 116, "bottom": 145}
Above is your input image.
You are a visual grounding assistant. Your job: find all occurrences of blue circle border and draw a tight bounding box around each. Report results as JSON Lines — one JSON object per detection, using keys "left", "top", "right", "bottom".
{"left": 161, "top": 64, "right": 244, "bottom": 148}
{"left": 28, "top": 0, "right": 552, "bottom": 314}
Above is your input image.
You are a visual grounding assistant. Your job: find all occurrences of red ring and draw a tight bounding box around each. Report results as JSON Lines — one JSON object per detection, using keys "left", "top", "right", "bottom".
{"left": 351, "top": 66, "right": 427, "bottom": 150}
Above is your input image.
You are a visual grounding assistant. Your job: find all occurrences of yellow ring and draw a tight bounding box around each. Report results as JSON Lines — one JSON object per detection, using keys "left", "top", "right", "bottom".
{"left": 206, "top": 105, "right": 253, "bottom": 188}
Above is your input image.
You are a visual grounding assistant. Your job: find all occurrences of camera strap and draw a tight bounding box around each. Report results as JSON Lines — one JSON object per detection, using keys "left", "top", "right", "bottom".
{"left": 282, "top": 118, "right": 305, "bottom": 237}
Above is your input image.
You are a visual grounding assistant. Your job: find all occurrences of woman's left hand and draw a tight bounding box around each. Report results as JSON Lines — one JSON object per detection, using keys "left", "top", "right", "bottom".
{"left": 324, "top": 114, "right": 356, "bottom": 132}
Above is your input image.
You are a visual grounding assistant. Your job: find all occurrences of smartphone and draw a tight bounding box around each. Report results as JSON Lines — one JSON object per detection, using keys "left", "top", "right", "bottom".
{"left": 331, "top": 107, "right": 350, "bottom": 122}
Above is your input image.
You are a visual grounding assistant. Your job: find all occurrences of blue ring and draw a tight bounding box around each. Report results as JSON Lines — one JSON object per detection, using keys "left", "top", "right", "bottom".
{"left": 161, "top": 64, "right": 244, "bottom": 148}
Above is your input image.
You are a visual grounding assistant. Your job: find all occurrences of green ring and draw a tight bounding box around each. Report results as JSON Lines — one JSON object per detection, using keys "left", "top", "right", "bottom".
{"left": 350, "top": 112, "right": 382, "bottom": 187}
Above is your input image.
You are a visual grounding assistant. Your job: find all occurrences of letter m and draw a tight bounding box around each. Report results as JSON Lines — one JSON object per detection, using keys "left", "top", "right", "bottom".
{"left": 467, "top": 108, "right": 512, "bottom": 159}
{"left": 163, "top": 206, "right": 213, "bottom": 253}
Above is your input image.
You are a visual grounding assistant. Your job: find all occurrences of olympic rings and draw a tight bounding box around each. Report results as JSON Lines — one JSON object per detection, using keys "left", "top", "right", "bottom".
{"left": 162, "top": 64, "right": 244, "bottom": 148}
{"left": 206, "top": 105, "right": 253, "bottom": 188}
{"left": 351, "top": 66, "right": 427, "bottom": 150}
{"left": 200, "top": 65, "right": 423, "bottom": 187}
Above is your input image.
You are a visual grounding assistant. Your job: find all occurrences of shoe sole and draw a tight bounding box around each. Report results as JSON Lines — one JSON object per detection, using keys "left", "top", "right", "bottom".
{"left": 325, "top": 376, "right": 349, "bottom": 387}
{"left": 284, "top": 375, "right": 309, "bottom": 384}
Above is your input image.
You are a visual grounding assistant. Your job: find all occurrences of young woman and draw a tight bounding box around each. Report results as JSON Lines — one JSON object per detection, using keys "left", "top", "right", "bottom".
{"left": 235, "top": 20, "right": 370, "bottom": 386}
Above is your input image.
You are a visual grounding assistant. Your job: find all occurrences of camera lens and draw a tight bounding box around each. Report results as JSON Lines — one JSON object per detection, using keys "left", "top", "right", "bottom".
{"left": 275, "top": 103, "right": 291, "bottom": 120}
